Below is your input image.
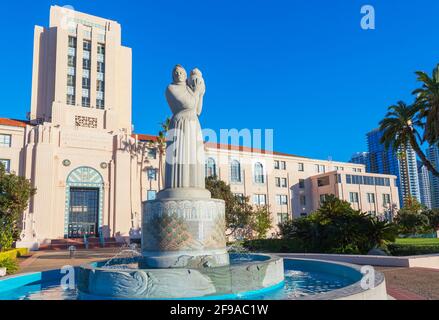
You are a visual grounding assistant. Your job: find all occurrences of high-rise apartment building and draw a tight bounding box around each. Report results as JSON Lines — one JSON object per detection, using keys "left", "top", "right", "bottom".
{"left": 427, "top": 144, "right": 439, "bottom": 209}
{"left": 350, "top": 152, "right": 370, "bottom": 171}
{"left": 417, "top": 161, "right": 432, "bottom": 209}
{"left": 367, "top": 128, "right": 421, "bottom": 207}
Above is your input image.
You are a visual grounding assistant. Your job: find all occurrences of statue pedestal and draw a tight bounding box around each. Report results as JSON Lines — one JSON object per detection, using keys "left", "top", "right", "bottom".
{"left": 141, "top": 197, "right": 229, "bottom": 269}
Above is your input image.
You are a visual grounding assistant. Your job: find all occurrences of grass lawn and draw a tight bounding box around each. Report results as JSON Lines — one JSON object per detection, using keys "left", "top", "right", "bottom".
{"left": 395, "top": 238, "right": 439, "bottom": 245}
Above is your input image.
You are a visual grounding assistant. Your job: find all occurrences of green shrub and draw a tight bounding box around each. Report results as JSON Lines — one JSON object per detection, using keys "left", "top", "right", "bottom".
{"left": 388, "top": 243, "right": 439, "bottom": 256}
{"left": 278, "top": 195, "right": 397, "bottom": 254}
{"left": 395, "top": 210, "right": 431, "bottom": 235}
{"left": 0, "top": 257, "right": 19, "bottom": 275}
{"left": 242, "top": 239, "right": 306, "bottom": 253}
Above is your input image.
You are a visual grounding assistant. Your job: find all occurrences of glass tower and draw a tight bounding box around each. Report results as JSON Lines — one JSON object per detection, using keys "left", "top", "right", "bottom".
{"left": 367, "top": 128, "right": 421, "bottom": 207}
{"left": 427, "top": 144, "right": 439, "bottom": 209}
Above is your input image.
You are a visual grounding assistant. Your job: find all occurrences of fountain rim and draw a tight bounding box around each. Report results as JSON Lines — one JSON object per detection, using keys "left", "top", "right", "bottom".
{"left": 79, "top": 252, "right": 278, "bottom": 271}
{"left": 0, "top": 257, "right": 386, "bottom": 300}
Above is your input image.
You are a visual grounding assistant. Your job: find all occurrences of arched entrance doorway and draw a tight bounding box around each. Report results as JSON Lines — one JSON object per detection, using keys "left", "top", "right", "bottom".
{"left": 64, "top": 167, "right": 104, "bottom": 238}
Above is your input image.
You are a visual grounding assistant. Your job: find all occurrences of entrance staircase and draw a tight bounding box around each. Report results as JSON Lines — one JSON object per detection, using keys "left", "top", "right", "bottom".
{"left": 39, "top": 237, "right": 122, "bottom": 251}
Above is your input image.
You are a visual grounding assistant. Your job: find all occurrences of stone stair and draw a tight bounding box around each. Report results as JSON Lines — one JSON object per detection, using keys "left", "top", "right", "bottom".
{"left": 39, "top": 238, "right": 122, "bottom": 250}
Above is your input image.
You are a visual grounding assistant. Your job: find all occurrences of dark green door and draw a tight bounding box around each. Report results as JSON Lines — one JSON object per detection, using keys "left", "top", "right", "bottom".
{"left": 68, "top": 188, "right": 99, "bottom": 238}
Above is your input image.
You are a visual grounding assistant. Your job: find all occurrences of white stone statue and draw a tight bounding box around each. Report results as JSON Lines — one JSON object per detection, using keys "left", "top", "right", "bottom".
{"left": 162, "top": 65, "right": 208, "bottom": 194}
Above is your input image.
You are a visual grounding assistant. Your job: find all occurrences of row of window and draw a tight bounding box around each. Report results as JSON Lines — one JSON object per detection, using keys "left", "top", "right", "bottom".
{"left": 205, "top": 158, "right": 266, "bottom": 184}
{"left": 67, "top": 36, "right": 105, "bottom": 109}
{"left": 346, "top": 174, "right": 392, "bottom": 187}
{"left": 347, "top": 192, "right": 391, "bottom": 206}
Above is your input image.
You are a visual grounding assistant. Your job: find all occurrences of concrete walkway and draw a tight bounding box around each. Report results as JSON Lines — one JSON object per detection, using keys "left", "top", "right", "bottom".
{"left": 13, "top": 249, "right": 439, "bottom": 300}
{"left": 17, "top": 248, "right": 120, "bottom": 274}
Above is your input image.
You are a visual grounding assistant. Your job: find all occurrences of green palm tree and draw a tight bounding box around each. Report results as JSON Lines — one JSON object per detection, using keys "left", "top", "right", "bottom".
{"left": 413, "top": 65, "right": 439, "bottom": 146}
{"left": 154, "top": 118, "right": 171, "bottom": 190}
{"left": 379, "top": 101, "right": 439, "bottom": 178}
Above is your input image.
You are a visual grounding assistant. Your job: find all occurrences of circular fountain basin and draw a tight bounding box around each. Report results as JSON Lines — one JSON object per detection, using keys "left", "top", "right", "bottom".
{"left": 77, "top": 254, "right": 284, "bottom": 299}
{"left": 0, "top": 257, "right": 387, "bottom": 300}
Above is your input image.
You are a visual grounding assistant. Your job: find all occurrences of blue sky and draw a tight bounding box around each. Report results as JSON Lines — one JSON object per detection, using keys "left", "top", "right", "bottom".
{"left": 1, "top": 0, "right": 439, "bottom": 161}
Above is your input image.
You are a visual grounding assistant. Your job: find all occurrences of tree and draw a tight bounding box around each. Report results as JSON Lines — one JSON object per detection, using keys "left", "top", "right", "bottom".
{"left": 251, "top": 206, "right": 273, "bottom": 239}
{"left": 395, "top": 210, "right": 430, "bottom": 235}
{"left": 0, "top": 163, "right": 36, "bottom": 251}
{"left": 148, "top": 118, "right": 171, "bottom": 190}
{"left": 422, "top": 209, "right": 439, "bottom": 231}
{"left": 379, "top": 101, "right": 439, "bottom": 185}
{"left": 279, "top": 195, "right": 397, "bottom": 254}
{"left": 205, "top": 176, "right": 253, "bottom": 238}
{"left": 413, "top": 65, "right": 439, "bottom": 146}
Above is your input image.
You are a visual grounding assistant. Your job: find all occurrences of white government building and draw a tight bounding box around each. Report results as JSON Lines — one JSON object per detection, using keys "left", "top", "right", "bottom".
{"left": 0, "top": 7, "right": 400, "bottom": 248}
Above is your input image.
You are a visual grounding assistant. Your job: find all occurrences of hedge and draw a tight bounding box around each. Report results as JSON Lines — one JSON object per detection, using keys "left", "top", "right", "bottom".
{"left": 0, "top": 248, "right": 29, "bottom": 260}
{"left": 242, "top": 239, "right": 306, "bottom": 253}
{"left": 387, "top": 244, "right": 439, "bottom": 256}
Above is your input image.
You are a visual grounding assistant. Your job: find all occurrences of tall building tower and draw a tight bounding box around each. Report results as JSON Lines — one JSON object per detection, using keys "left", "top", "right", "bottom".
{"left": 417, "top": 161, "right": 432, "bottom": 209}
{"left": 367, "top": 128, "right": 421, "bottom": 207}
{"left": 30, "top": 5, "right": 132, "bottom": 133}
{"left": 427, "top": 144, "right": 439, "bottom": 209}
{"left": 350, "top": 152, "right": 370, "bottom": 171}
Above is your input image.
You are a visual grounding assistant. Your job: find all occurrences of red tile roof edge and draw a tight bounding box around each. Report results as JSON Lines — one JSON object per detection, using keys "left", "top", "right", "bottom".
{"left": 133, "top": 134, "right": 307, "bottom": 159}
{"left": 0, "top": 118, "right": 30, "bottom": 128}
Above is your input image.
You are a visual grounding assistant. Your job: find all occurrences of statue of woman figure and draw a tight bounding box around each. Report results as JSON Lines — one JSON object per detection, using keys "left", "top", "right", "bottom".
{"left": 162, "top": 65, "right": 208, "bottom": 195}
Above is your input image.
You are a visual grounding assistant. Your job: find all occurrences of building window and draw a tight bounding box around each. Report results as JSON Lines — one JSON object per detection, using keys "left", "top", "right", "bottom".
{"left": 349, "top": 192, "right": 359, "bottom": 203}
{"left": 280, "top": 161, "right": 286, "bottom": 170}
{"left": 83, "top": 58, "right": 91, "bottom": 70}
{"left": 68, "top": 36, "right": 77, "bottom": 48}
{"left": 82, "top": 97, "right": 90, "bottom": 107}
{"left": 274, "top": 160, "right": 280, "bottom": 170}
{"left": 67, "top": 75, "right": 75, "bottom": 86}
{"left": 97, "top": 43, "right": 105, "bottom": 55}
{"left": 336, "top": 174, "right": 342, "bottom": 183}
{"left": 68, "top": 55, "right": 76, "bottom": 67}
{"left": 254, "top": 162, "right": 265, "bottom": 184}
{"left": 277, "top": 212, "right": 289, "bottom": 224}
{"left": 367, "top": 193, "right": 375, "bottom": 204}
{"left": 276, "top": 177, "right": 287, "bottom": 188}
{"left": 383, "top": 194, "right": 391, "bottom": 206}
{"left": 82, "top": 77, "right": 90, "bottom": 89}
{"left": 230, "top": 160, "right": 241, "bottom": 183}
{"left": 67, "top": 94, "right": 75, "bottom": 106}
{"left": 147, "top": 148, "right": 157, "bottom": 159}
{"left": 147, "top": 169, "right": 157, "bottom": 181}
{"left": 97, "top": 61, "right": 105, "bottom": 73}
{"left": 300, "top": 212, "right": 307, "bottom": 217}
{"left": 97, "top": 80, "right": 105, "bottom": 92}
{"left": 206, "top": 158, "right": 217, "bottom": 178}
{"left": 83, "top": 40, "right": 91, "bottom": 51}
{"left": 67, "top": 36, "right": 77, "bottom": 106}
{"left": 300, "top": 195, "right": 306, "bottom": 206}
{"left": 234, "top": 193, "right": 244, "bottom": 203}
{"left": 253, "top": 194, "right": 267, "bottom": 206}
{"left": 317, "top": 176, "right": 330, "bottom": 187}
{"left": 147, "top": 190, "right": 157, "bottom": 201}
{"left": 299, "top": 179, "right": 305, "bottom": 189}
{"left": 298, "top": 163, "right": 304, "bottom": 172}
{"left": 320, "top": 194, "right": 328, "bottom": 204}
{"left": 0, "top": 159, "right": 10, "bottom": 172}
{"left": 96, "top": 99, "right": 105, "bottom": 109}
{"left": 316, "top": 164, "right": 325, "bottom": 173}
{"left": 0, "top": 134, "right": 11, "bottom": 148}
{"left": 276, "top": 195, "right": 288, "bottom": 205}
